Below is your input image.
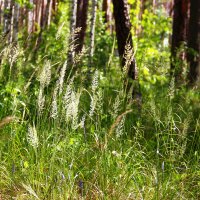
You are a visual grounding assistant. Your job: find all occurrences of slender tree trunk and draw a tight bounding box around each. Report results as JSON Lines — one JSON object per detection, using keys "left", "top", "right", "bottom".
{"left": 12, "top": 2, "right": 19, "bottom": 42}
{"left": 18, "top": 6, "right": 24, "bottom": 29}
{"left": 28, "top": 0, "right": 34, "bottom": 34}
{"left": 33, "top": 0, "right": 45, "bottom": 58}
{"left": 70, "top": 0, "right": 78, "bottom": 37}
{"left": 89, "top": 0, "right": 98, "bottom": 66}
{"left": 35, "top": 0, "right": 39, "bottom": 26}
{"left": 188, "top": 0, "right": 200, "bottom": 84}
{"left": 102, "top": 0, "right": 112, "bottom": 32}
{"left": 25, "top": 6, "right": 28, "bottom": 33}
{"left": 171, "top": 0, "right": 190, "bottom": 81}
{"left": 165, "top": 0, "right": 173, "bottom": 17}
{"left": 40, "top": 0, "right": 45, "bottom": 29}
{"left": 52, "top": 0, "right": 58, "bottom": 14}
{"left": 32, "top": 0, "right": 36, "bottom": 32}
{"left": 0, "top": 0, "right": 3, "bottom": 26}
{"left": 3, "top": 0, "right": 12, "bottom": 38}
{"left": 47, "top": 0, "right": 53, "bottom": 26}
{"left": 75, "top": 0, "right": 89, "bottom": 53}
{"left": 43, "top": 0, "right": 52, "bottom": 27}
{"left": 68, "top": 0, "right": 78, "bottom": 62}
{"left": 112, "top": 0, "right": 136, "bottom": 81}
{"left": 102, "top": 0, "right": 108, "bottom": 23}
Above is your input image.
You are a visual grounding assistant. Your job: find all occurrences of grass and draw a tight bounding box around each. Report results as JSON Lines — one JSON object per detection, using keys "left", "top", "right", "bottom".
{"left": 0, "top": 39, "right": 200, "bottom": 200}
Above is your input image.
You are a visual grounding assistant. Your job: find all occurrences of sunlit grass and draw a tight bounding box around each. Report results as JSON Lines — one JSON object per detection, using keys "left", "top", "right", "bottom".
{"left": 0, "top": 64, "right": 199, "bottom": 199}
{"left": 0, "top": 34, "right": 199, "bottom": 199}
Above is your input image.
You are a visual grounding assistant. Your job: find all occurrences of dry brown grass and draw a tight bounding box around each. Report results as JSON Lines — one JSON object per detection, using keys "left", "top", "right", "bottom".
{"left": 0, "top": 116, "right": 17, "bottom": 129}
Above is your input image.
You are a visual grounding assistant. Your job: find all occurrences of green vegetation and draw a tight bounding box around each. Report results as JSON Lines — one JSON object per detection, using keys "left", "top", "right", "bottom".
{"left": 0, "top": 1, "right": 199, "bottom": 200}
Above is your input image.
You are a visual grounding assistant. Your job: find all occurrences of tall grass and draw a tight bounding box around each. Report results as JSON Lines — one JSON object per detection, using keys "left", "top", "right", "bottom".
{"left": 0, "top": 39, "right": 200, "bottom": 200}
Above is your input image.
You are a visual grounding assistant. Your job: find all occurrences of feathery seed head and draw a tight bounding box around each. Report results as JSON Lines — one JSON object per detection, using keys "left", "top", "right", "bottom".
{"left": 56, "top": 22, "right": 65, "bottom": 40}
{"left": 92, "top": 70, "right": 99, "bottom": 93}
{"left": 51, "top": 82, "right": 59, "bottom": 119}
{"left": 116, "top": 116, "right": 125, "bottom": 138}
{"left": 27, "top": 124, "right": 39, "bottom": 148}
{"left": 38, "top": 87, "right": 45, "bottom": 114}
{"left": 59, "top": 61, "right": 68, "bottom": 95}
{"left": 89, "top": 97, "right": 97, "bottom": 117}
{"left": 39, "top": 60, "right": 51, "bottom": 87}
{"left": 79, "top": 115, "right": 86, "bottom": 129}
{"left": 168, "top": 77, "right": 175, "bottom": 99}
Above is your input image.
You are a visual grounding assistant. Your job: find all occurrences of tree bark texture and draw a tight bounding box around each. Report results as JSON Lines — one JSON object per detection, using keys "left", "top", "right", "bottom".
{"left": 0, "top": 0, "right": 57, "bottom": 41}
{"left": 68, "top": 0, "right": 78, "bottom": 62}
{"left": 10, "top": 2, "right": 19, "bottom": 42}
{"left": 75, "top": 0, "right": 89, "bottom": 53}
{"left": 188, "top": 0, "right": 200, "bottom": 84}
{"left": 102, "top": 0, "right": 112, "bottom": 32}
{"left": 0, "top": 0, "right": 3, "bottom": 25}
{"left": 89, "top": 0, "right": 97, "bottom": 65}
{"left": 171, "top": 0, "right": 190, "bottom": 80}
{"left": 3, "top": 0, "right": 12, "bottom": 36}
{"left": 112, "top": 0, "right": 136, "bottom": 81}
{"left": 28, "top": 0, "right": 34, "bottom": 33}
{"left": 70, "top": 0, "right": 78, "bottom": 36}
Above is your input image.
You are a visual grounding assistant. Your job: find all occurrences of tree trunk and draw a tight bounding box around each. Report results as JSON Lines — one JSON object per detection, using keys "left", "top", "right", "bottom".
{"left": 171, "top": 0, "right": 190, "bottom": 81}
{"left": 47, "top": 0, "right": 53, "bottom": 26}
{"left": 112, "top": 0, "right": 136, "bottom": 81}
{"left": 89, "top": 0, "right": 98, "bottom": 67}
{"left": 28, "top": 0, "right": 34, "bottom": 33}
{"left": 11, "top": 1, "right": 19, "bottom": 42}
{"left": 70, "top": 0, "right": 78, "bottom": 39}
{"left": 40, "top": 0, "right": 45, "bottom": 29}
{"left": 3, "top": 0, "right": 12, "bottom": 38}
{"left": 102, "top": 0, "right": 112, "bottom": 32}
{"left": 0, "top": 0, "right": 3, "bottom": 26}
{"left": 52, "top": 0, "right": 58, "bottom": 14}
{"left": 19, "top": 6, "right": 24, "bottom": 29}
{"left": 68, "top": 0, "right": 78, "bottom": 62}
{"left": 43, "top": 0, "right": 52, "bottom": 27}
{"left": 188, "top": 0, "right": 200, "bottom": 84}
{"left": 75, "top": 0, "right": 89, "bottom": 53}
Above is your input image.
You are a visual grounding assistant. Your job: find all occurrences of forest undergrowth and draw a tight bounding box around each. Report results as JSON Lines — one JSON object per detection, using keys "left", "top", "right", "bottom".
{"left": 0, "top": 42, "right": 199, "bottom": 200}
{"left": 0, "top": 13, "right": 200, "bottom": 200}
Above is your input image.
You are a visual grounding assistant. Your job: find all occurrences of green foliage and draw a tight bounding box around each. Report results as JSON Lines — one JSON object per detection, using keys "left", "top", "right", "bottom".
{"left": 0, "top": 1, "right": 199, "bottom": 199}
{"left": 15, "top": 0, "right": 34, "bottom": 8}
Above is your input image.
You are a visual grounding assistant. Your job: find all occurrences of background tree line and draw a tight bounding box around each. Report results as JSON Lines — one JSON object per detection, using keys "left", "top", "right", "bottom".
{"left": 0, "top": 0, "right": 199, "bottom": 86}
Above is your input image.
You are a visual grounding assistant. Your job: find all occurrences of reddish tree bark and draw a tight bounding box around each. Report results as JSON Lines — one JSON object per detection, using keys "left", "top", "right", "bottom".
{"left": 40, "top": 0, "right": 45, "bottom": 29}
{"left": 187, "top": 0, "right": 200, "bottom": 84}
{"left": 89, "top": 0, "right": 97, "bottom": 66}
{"left": 52, "top": 0, "right": 58, "bottom": 14}
{"left": 75, "top": 0, "right": 89, "bottom": 53}
{"left": 0, "top": 0, "right": 3, "bottom": 26}
{"left": 43, "top": 0, "right": 52, "bottom": 27}
{"left": 28, "top": 0, "right": 34, "bottom": 33}
{"left": 171, "top": 0, "right": 190, "bottom": 80}
{"left": 102, "top": 0, "right": 112, "bottom": 32}
{"left": 112, "top": 0, "right": 136, "bottom": 81}
{"left": 0, "top": 0, "right": 57, "bottom": 44}
{"left": 47, "top": 0, "right": 53, "bottom": 26}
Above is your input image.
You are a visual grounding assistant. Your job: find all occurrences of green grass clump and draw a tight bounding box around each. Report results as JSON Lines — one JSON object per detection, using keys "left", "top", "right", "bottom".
{"left": 0, "top": 64, "right": 199, "bottom": 199}
{"left": 0, "top": 35, "right": 199, "bottom": 199}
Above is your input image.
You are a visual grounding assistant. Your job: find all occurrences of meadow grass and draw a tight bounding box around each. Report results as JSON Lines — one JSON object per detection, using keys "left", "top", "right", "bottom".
{"left": 0, "top": 42, "right": 200, "bottom": 200}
